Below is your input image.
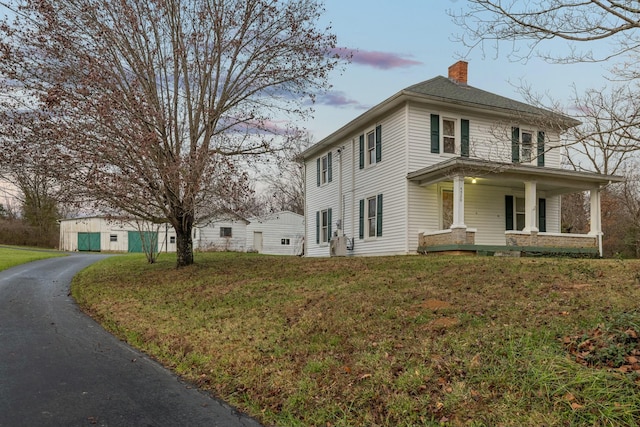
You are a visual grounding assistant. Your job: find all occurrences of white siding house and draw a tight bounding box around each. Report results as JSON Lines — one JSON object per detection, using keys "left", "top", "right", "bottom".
{"left": 302, "top": 61, "right": 623, "bottom": 258}
{"left": 246, "top": 211, "right": 304, "bottom": 255}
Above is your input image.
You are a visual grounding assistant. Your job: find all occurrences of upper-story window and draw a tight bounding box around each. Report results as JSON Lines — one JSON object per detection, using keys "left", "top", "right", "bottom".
{"left": 431, "top": 114, "right": 469, "bottom": 157}
{"left": 316, "top": 151, "right": 332, "bottom": 186}
{"left": 359, "top": 125, "right": 382, "bottom": 169}
{"left": 442, "top": 118, "right": 456, "bottom": 154}
{"left": 511, "top": 127, "right": 545, "bottom": 166}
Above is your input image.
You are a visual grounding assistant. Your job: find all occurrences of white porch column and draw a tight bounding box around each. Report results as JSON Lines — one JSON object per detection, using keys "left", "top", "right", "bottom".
{"left": 523, "top": 181, "right": 538, "bottom": 233}
{"left": 589, "top": 187, "right": 603, "bottom": 257}
{"left": 451, "top": 175, "right": 466, "bottom": 229}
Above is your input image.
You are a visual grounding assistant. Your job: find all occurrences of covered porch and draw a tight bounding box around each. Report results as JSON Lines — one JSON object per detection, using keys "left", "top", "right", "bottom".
{"left": 407, "top": 158, "right": 624, "bottom": 257}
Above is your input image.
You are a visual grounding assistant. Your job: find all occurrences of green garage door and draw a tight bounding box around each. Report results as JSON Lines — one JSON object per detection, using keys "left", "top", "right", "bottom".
{"left": 127, "top": 231, "right": 158, "bottom": 253}
{"left": 77, "top": 232, "right": 101, "bottom": 252}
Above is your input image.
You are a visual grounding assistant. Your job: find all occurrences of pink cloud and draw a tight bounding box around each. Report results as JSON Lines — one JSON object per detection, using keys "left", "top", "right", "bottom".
{"left": 333, "top": 47, "right": 423, "bottom": 70}
{"left": 318, "top": 91, "right": 362, "bottom": 108}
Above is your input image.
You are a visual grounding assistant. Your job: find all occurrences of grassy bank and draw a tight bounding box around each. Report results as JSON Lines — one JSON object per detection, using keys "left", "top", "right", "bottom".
{"left": 0, "top": 246, "right": 65, "bottom": 272}
{"left": 72, "top": 253, "right": 640, "bottom": 426}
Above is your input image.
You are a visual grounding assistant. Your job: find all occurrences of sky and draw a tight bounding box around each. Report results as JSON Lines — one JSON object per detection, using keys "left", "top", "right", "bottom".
{"left": 304, "top": 0, "right": 613, "bottom": 142}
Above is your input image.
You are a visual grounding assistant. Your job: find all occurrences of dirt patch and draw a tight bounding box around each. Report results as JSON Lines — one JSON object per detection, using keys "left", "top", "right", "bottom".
{"left": 428, "top": 317, "right": 459, "bottom": 329}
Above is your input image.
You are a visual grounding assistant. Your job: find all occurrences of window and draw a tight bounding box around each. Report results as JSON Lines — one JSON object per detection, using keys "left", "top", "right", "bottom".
{"left": 430, "top": 114, "right": 470, "bottom": 157}
{"left": 110, "top": 234, "right": 117, "bottom": 242}
{"left": 359, "top": 194, "right": 383, "bottom": 239}
{"left": 220, "top": 227, "right": 232, "bottom": 237}
{"left": 443, "top": 118, "right": 456, "bottom": 154}
{"left": 367, "top": 131, "right": 376, "bottom": 165}
{"left": 359, "top": 125, "right": 382, "bottom": 169}
{"left": 321, "top": 210, "right": 329, "bottom": 243}
{"left": 515, "top": 197, "right": 525, "bottom": 231}
{"left": 521, "top": 131, "right": 533, "bottom": 163}
{"left": 442, "top": 190, "right": 453, "bottom": 229}
{"left": 505, "top": 196, "right": 546, "bottom": 231}
{"left": 317, "top": 152, "right": 332, "bottom": 185}
{"left": 170, "top": 236, "right": 176, "bottom": 244}
{"left": 316, "top": 208, "right": 332, "bottom": 244}
{"left": 512, "top": 127, "right": 544, "bottom": 165}
{"left": 281, "top": 238, "right": 290, "bottom": 245}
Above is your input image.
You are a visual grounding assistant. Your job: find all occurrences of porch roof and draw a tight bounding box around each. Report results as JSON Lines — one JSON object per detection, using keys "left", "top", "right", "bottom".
{"left": 407, "top": 158, "right": 624, "bottom": 195}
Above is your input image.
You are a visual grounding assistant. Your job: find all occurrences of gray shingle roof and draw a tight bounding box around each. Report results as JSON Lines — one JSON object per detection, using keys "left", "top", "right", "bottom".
{"left": 405, "top": 76, "right": 572, "bottom": 121}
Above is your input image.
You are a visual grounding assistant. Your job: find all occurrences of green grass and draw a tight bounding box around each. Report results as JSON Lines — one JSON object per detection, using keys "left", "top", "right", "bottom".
{"left": 72, "top": 253, "right": 640, "bottom": 426}
{"left": 0, "top": 246, "right": 65, "bottom": 271}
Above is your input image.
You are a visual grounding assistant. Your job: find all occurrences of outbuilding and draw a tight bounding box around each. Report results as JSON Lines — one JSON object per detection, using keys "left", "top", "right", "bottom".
{"left": 246, "top": 211, "right": 304, "bottom": 255}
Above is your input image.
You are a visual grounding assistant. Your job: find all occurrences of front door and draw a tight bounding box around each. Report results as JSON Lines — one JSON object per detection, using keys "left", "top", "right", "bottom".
{"left": 253, "top": 231, "right": 263, "bottom": 253}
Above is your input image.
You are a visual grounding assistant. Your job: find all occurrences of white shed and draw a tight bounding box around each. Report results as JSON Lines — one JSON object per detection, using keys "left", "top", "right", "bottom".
{"left": 194, "top": 218, "right": 248, "bottom": 252}
{"left": 246, "top": 211, "right": 304, "bottom": 255}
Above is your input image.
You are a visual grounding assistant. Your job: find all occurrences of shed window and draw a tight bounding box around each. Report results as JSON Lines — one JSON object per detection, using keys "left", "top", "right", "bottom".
{"left": 281, "top": 238, "right": 290, "bottom": 245}
{"left": 110, "top": 234, "right": 117, "bottom": 242}
{"left": 220, "top": 227, "right": 232, "bottom": 237}
{"left": 170, "top": 236, "right": 176, "bottom": 244}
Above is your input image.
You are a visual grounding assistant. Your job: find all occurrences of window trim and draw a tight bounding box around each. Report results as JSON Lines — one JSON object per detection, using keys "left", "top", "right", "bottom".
{"left": 359, "top": 125, "right": 382, "bottom": 169}
{"left": 359, "top": 194, "right": 383, "bottom": 240}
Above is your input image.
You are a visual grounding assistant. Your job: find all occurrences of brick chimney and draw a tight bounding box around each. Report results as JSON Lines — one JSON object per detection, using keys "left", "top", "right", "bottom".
{"left": 448, "top": 61, "right": 468, "bottom": 84}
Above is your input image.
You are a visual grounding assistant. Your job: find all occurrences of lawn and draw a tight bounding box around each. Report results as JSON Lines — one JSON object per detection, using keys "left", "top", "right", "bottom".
{"left": 0, "top": 246, "right": 65, "bottom": 272}
{"left": 71, "top": 253, "right": 640, "bottom": 426}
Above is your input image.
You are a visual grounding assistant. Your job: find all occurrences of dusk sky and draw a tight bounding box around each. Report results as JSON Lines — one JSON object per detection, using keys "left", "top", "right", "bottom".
{"left": 306, "top": 0, "right": 614, "bottom": 142}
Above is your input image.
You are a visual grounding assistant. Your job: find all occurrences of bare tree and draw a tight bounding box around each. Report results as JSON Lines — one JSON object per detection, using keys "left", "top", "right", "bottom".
{"left": 0, "top": 0, "right": 342, "bottom": 266}
{"left": 451, "top": 1, "right": 640, "bottom": 66}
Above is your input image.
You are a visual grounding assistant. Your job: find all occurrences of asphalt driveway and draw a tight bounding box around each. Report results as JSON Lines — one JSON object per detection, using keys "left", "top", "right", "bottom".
{"left": 0, "top": 254, "right": 262, "bottom": 427}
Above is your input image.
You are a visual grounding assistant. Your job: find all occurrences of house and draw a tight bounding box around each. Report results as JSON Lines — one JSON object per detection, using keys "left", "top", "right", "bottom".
{"left": 246, "top": 210, "right": 304, "bottom": 255}
{"left": 302, "top": 61, "right": 623, "bottom": 258}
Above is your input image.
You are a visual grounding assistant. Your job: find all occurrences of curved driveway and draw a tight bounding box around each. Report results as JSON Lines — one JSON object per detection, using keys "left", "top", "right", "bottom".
{"left": 0, "top": 254, "right": 262, "bottom": 427}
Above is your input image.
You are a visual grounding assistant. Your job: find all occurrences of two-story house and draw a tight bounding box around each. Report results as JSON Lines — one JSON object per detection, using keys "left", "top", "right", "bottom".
{"left": 302, "top": 61, "right": 623, "bottom": 257}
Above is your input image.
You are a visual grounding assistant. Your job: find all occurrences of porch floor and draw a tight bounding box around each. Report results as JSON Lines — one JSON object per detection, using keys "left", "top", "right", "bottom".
{"left": 417, "top": 244, "right": 599, "bottom": 258}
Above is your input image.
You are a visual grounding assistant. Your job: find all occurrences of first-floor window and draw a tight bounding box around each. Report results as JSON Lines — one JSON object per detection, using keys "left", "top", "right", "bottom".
{"left": 110, "top": 234, "right": 117, "bottom": 242}
{"left": 367, "top": 196, "right": 377, "bottom": 237}
{"left": 506, "top": 195, "right": 546, "bottom": 232}
{"left": 281, "top": 238, "right": 290, "bottom": 245}
{"left": 220, "top": 227, "right": 232, "bottom": 237}
{"left": 442, "top": 190, "right": 453, "bottom": 229}
{"left": 321, "top": 210, "right": 329, "bottom": 243}
{"left": 316, "top": 208, "right": 332, "bottom": 245}
{"left": 359, "top": 194, "right": 383, "bottom": 239}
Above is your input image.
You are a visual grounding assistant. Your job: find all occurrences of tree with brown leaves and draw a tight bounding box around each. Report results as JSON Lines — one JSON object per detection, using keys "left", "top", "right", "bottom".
{"left": 0, "top": 0, "right": 342, "bottom": 266}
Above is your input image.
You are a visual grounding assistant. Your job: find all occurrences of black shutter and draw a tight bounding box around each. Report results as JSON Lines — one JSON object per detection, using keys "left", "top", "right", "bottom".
{"left": 327, "top": 152, "right": 332, "bottom": 183}
{"left": 328, "top": 208, "right": 332, "bottom": 239}
{"left": 537, "top": 131, "right": 545, "bottom": 166}
{"left": 376, "top": 194, "right": 383, "bottom": 237}
{"left": 316, "top": 211, "right": 320, "bottom": 243}
{"left": 538, "top": 198, "right": 546, "bottom": 232}
{"left": 461, "top": 119, "right": 470, "bottom": 157}
{"left": 511, "top": 127, "right": 520, "bottom": 163}
{"left": 359, "top": 134, "right": 364, "bottom": 169}
{"left": 430, "top": 114, "right": 440, "bottom": 153}
{"left": 505, "top": 195, "right": 514, "bottom": 230}
{"left": 359, "top": 199, "right": 364, "bottom": 239}
{"left": 375, "top": 125, "right": 382, "bottom": 163}
{"left": 316, "top": 158, "right": 320, "bottom": 186}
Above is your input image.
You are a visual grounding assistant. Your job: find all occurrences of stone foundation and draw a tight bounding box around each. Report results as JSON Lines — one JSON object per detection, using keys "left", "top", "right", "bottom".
{"left": 505, "top": 231, "right": 597, "bottom": 249}
{"left": 419, "top": 228, "right": 476, "bottom": 247}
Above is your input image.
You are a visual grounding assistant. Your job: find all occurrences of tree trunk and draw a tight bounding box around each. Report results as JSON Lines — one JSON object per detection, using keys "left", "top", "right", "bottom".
{"left": 175, "top": 220, "right": 194, "bottom": 267}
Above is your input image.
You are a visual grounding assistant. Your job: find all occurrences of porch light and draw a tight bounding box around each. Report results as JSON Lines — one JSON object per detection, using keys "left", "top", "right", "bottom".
{"left": 471, "top": 177, "right": 477, "bottom": 184}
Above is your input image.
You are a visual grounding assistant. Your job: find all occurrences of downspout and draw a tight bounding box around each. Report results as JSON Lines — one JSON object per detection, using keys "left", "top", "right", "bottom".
{"left": 337, "top": 146, "right": 344, "bottom": 236}
{"left": 303, "top": 162, "right": 308, "bottom": 256}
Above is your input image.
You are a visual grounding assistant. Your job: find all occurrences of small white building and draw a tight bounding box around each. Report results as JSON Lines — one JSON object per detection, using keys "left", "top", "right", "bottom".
{"left": 194, "top": 218, "right": 248, "bottom": 252}
{"left": 246, "top": 211, "right": 304, "bottom": 255}
{"left": 59, "top": 213, "right": 301, "bottom": 255}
